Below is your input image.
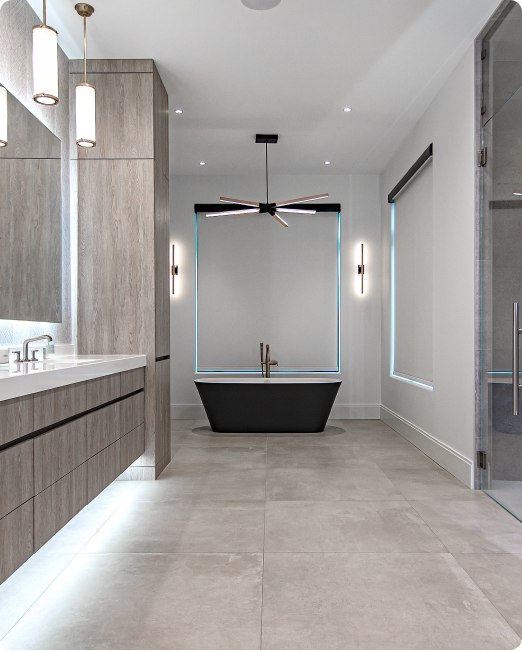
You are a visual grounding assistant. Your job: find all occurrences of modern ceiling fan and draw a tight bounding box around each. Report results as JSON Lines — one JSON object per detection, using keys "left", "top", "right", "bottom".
{"left": 206, "top": 134, "right": 329, "bottom": 227}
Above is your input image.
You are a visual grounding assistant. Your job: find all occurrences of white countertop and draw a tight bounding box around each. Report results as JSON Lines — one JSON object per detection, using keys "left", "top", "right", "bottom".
{"left": 0, "top": 355, "right": 147, "bottom": 402}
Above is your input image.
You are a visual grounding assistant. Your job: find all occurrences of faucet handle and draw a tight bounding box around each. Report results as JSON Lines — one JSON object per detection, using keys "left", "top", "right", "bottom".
{"left": 12, "top": 351, "right": 22, "bottom": 364}
{"left": 29, "top": 350, "right": 38, "bottom": 362}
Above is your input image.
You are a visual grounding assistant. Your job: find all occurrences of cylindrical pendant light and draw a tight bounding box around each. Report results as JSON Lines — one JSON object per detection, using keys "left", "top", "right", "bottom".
{"left": 75, "top": 3, "right": 96, "bottom": 148}
{"left": 0, "top": 85, "right": 7, "bottom": 147}
{"left": 32, "top": 0, "right": 59, "bottom": 105}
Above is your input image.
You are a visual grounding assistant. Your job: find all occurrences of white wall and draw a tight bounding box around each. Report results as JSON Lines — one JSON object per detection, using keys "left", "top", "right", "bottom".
{"left": 381, "top": 44, "right": 476, "bottom": 487}
{"left": 170, "top": 173, "right": 382, "bottom": 419}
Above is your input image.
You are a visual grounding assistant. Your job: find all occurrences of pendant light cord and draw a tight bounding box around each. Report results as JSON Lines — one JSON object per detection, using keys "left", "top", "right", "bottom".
{"left": 83, "top": 16, "right": 87, "bottom": 84}
{"left": 43, "top": 0, "right": 46, "bottom": 26}
{"left": 266, "top": 142, "right": 269, "bottom": 204}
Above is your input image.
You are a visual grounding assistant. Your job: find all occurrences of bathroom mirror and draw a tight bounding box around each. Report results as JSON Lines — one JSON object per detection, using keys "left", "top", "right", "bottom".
{"left": 0, "top": 87, "right": 62, "bottom": 323}
{"left": 196, "top": 210, "right": 340, "bottom": 373}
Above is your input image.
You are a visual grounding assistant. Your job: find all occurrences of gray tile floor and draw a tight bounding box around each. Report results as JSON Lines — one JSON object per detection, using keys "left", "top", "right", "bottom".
{"left": 2, "top": 419, "right": 522, "bottom": 649}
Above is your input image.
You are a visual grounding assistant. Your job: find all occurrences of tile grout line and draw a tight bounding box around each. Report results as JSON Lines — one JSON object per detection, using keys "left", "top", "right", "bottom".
{"left": 0, "top": 482, "right": 141, "bottom": 643}
{"left": 402, "top": 494, "right": 451, "bottom": 554}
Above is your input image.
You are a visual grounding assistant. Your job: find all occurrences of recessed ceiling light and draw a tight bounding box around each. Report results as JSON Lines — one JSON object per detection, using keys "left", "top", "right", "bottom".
{"left": 241, "top": 0, "right": 281, "bottom": 8}
{"left": 175, "top": 109, "right": 183, "bottom": 114}
{"left": 344, "top": 107, "right": 352, "bottom": 112}
{"left": 325, "top": 161, "right": 331, "bottom": 165}
{"left": 200, "top": 161, "right": 205, "bottom": 165}
{"left": 514, "top": 192, "right": 522, "bottom": 196}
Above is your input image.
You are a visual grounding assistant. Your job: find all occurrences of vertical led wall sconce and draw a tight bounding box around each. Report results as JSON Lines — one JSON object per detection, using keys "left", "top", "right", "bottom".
{"left": 172, "top": 245, "right": 179, "bottom": 294}
{"left": 0, "top": 85, "right": 7, "bottom": 147}
{"left": 32, "top": 0, "right": 59, "bottom": 105}
{"left": 358, "top": 243, "right": 365, "bottom": 294}
{"left": 75, "top": 3, "right": 96, "bottom": 148}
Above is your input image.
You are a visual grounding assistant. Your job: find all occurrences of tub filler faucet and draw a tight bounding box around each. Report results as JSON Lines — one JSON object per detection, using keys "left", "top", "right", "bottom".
{"left": 260, "top": 343, "right": 278, "bottom": 378}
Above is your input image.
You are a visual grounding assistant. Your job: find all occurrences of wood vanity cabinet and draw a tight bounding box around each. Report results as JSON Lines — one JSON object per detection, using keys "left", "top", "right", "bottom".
{"left": 0, "top": 367, "right": 145, "bottom": 583}
{"left": 73, "top": 60, "right": 171, "bottom": 481}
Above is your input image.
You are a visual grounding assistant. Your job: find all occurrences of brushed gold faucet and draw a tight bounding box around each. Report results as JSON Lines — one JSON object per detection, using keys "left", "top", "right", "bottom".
{"left": 260, "top": 343, "right": 278, "bottom": 378}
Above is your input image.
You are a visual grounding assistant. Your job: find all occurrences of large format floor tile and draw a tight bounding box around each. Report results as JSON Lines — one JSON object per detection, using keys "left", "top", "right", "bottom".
{"left": 0, "top": 550, "right": 76, "bottom": 640}
{"left": 453, "top": 553, "right": 522, "bottom": 637}
{"left": 83, "top": 500, "right": 266, "bottom": 553}
{"left": 2, "top": 553, "right": 263, "bottom": 650}
{"left": 132, "top": 468, "right": 267, "bottom": 502}
{"left": 265, "top": 501, "right": 446, "bottom": 552}
{"left": 266, "top": 466, "right": 405, "bottom": 501}
{"left": 170, "top": 444, "right": 266, "bottom": 470}
{"left": 266, "top": 439, "right": 379, "bottom": 469}
{"left": 262, "top": 553, "right": 520, "bottom": 650}
{"left": 4, "top": 418, "right": 522, "bottom": 649}
{"left": 382, "top": 468, "right": 489, "bottom": 501}
{"left": 411, "top": 499, "right": 522, "bottom": 553}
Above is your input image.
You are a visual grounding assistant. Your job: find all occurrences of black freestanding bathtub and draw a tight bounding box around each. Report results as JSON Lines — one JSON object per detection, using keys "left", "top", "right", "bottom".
{"left": 195, "top": 378, "right": 341, "bottom": 433}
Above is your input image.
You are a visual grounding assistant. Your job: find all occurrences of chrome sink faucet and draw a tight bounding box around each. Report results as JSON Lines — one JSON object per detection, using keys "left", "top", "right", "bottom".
{"left": 260, "top": 343, "right": 278, "bottom": 378}
{"left": 14, "top": 335, "right": 53, "bottom": 363}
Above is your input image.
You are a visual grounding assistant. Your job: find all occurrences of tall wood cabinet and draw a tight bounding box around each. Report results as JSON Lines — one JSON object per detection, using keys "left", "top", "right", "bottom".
{"left": 72, "top": 60, "right": 170, "bottom": 479}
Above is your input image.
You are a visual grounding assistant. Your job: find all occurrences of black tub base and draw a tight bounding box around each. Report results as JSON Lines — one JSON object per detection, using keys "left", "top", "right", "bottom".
{"left": 195, "top": 379, "right": 342, "bottom": 434}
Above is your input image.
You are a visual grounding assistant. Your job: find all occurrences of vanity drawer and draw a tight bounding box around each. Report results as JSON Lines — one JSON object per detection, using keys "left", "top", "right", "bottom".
{"left": 86, "top": 402, "right": 121, "bottom": 459}
{"left": 34, "top": 463, "right": 88, "bottom": 551}
{"left": 87, "top": 440, "right": 121, "bottom": 503}
{"left": 121, "top": 391, "right": 145, "bottom": 436}
{"left": 120, "top": 424, "right": 145, "bottom": 473}
{"left": 0, "top": 395, "right": 34, "bottom": 447}
{"left": 34, "top": 382, "right": 87, "bottom": 430}
{"left": 0, "top": 500, "right": 33, "bottom": 584}
{"left": 0, "top": 440, "right": 33, "bottom": 520}
{"left": 34, "top": 417, "right": 87, "bottom": 494}
{"left": 86, "top": 373, "right": 121, "bottom": 410}
{"left": 120, "top": 368, "right": 145, "bottom": 396}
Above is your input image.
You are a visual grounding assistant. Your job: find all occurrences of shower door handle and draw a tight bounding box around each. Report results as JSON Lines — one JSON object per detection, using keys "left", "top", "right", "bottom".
{"left": 513, "top": 303, "right": 522, "bottom": 415}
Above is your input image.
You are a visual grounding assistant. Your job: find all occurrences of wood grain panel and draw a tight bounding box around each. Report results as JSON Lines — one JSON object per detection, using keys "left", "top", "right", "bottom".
{"left": 86, "top": 402, "right": 121, "bottom": 459}
{"left": 86, "top": 373, "right": 121, "bottom": 411}
{"left": 155, "top": 452, "right": 170, "bottom": 479}
{"left": 33, "top": 382, "right": 87, "bottom": 431}
{"left": 70, "top": 73, "right": 153, "bottom": 160}
{"left": 0, "top": 158, "right": 62, "bottom": 322}
{"left": 77, "top": 159, "right": 155, "bottom": 356}
{"left": 69, "top": 59, "right": 154, "bottom": 74}
{"left": 121, "top": 392, "right": 145, "bottom": 437}
{"left": 155, "top": 171, "right": 170, "bottom": 358}
{"left": 0, "top": 500, "right": 33, "bottom": 584}
{"left": 120, "top": 424, "right": 145, "bottom": 474}
{"left": 34, "top": 463, "right": 87, "bottom": 551}
{"left": 0, "top": 440, "right": 33, "bottom": 519}
{"left": 155, "top": 359, "right": 170, "bottom": 465}
{"left": 0, "top": 0, "right": 10, "bottom": 86}
{"left": 87, "top": 440, "right": 121, "bottom": 503}
{"left": 0, "top": 90, "right": 61, "bottom": 159}
{"left": 34, "top": 417, "right": 87, "bottom": 495}
{"left": 153, "top": 63, "right": 169, "bottom": 179}
{"left": 0, "top": 394, "right": 33, "bottom": 447}
{"left": 120, "top": 368, "right": 145, "bottom": 396}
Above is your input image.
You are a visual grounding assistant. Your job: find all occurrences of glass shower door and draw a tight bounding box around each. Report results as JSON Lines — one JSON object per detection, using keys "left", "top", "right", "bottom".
{"left": 480, "top": 81, "right": 522, "bottom": 521}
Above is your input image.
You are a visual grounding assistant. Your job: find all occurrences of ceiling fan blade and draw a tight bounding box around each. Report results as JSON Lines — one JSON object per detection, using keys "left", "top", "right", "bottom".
{"left": 220, "top": 197, "right": 259, "bottom": 207}
{"left": 276, "top": 193, "right": 329, "bottom": 207}
{"left": 273, "top": 213, "right": 289, "bottom": 227}
{"left": 206, "top": 208, "right": 260, "bottom": 217}
{"left": 277, "top": 208, "right": 317, "bottom": 214}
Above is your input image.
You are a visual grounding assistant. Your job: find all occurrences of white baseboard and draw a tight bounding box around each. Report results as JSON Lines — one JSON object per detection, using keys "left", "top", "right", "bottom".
{"left": 171, "top": 403, "right": 381, "bottom": 421}
{"left": 380, "top": 406, "right": 474, "bottom": 488}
